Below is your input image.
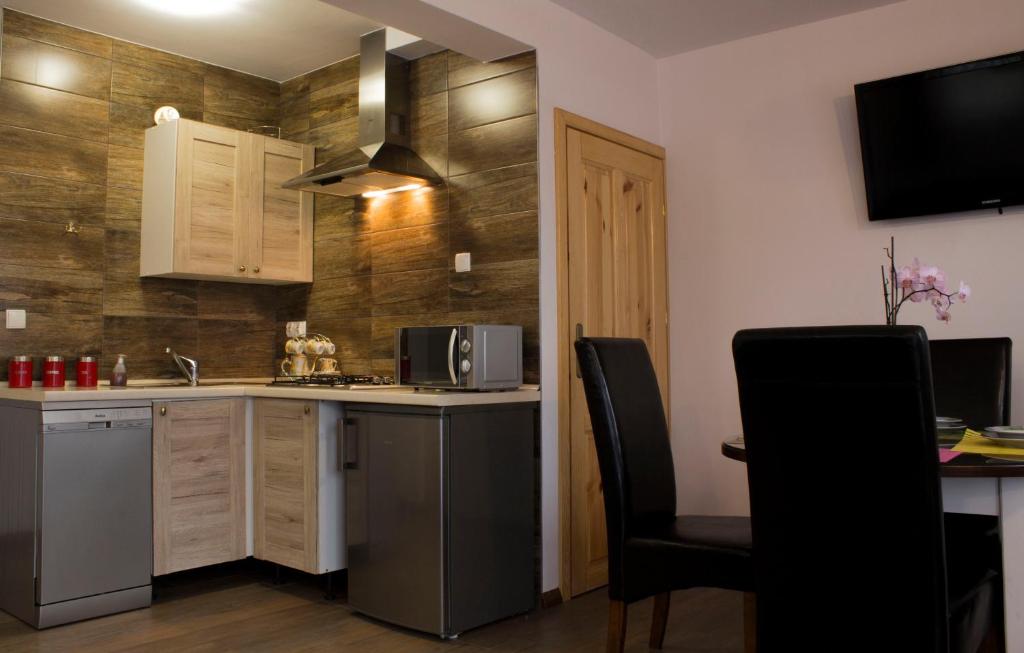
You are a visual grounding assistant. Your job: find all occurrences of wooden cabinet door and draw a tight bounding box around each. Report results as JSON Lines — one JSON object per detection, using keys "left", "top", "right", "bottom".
{"left": 173, "top": 120, "right": 246, "bottom": 278}
{"left": 248, "top": 137, "right": 314, "bottom": 283}
{"left": 253, "top": 399, "right": 319, "bottom": 573}
{"left": 153, "top": 399, "right": 246, "bottom": 576}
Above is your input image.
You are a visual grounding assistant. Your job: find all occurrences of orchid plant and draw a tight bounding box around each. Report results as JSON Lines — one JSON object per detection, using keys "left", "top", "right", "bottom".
{"left": 881, "top": 237, "right": 970, "bottom": 325}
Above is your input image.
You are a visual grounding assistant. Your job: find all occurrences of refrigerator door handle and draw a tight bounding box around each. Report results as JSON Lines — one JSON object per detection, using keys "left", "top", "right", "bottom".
{"left": 340, "top": 418, "right": 359, "bottom": 470}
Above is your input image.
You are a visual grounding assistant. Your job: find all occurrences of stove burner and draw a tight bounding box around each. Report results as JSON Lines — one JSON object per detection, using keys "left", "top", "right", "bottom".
{"left": 270, "top": 373, "right": 395, "bottom": 387}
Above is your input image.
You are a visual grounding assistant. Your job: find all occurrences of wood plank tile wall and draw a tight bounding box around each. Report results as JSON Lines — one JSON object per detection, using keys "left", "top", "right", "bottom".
{"left": 277, "top": 51, "right": 540, "bottom": 383}
{"left": 0, "top": 10, "right": 280, "bottom": 380}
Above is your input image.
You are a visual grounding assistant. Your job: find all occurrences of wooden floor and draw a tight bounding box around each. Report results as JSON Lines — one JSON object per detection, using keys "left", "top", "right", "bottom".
{"left": 0, "top": 563, "right": 746, "bottom": 652}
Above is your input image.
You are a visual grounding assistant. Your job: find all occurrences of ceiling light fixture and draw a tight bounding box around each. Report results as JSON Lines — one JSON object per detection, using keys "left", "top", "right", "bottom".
{"left": 361, "top": 184, "right": 424, "bottom": 199}
{"left": 137, "top": 0, "right": 243, "bottom": 18}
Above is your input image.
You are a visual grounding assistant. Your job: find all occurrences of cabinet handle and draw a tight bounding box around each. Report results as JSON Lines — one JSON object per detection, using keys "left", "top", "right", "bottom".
{"left": 575, "top": 323, "right": 584, "bottom": 379}
{"left": 340, "top": 418, "right": 359, "bottom": 470}
{"left": 239, "top": 265, "right": 247, "bottom": 272}
{"left": 304, "top": 404, "right": 311, "bottom": 415}
{"left": 159, "top": 406, "right": 167, "bottom": 416}
{"left": 253, "top": 266, "right": 260, "bottom": 273}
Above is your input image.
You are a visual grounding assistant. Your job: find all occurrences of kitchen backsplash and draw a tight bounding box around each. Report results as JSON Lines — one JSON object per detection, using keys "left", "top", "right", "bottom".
{"left": 276, "top": 49, "right": 539, "bottom": 382}
{"left": 0, "top": 9, "right": 539, "bottom": 383}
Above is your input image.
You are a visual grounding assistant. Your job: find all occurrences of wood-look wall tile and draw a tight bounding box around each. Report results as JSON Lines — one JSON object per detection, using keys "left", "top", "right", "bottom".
{"left": 197, "top": 318, "right": 277, "bottom": 378}
{"left": 371, "top": 223, "right": 448, "bottom": 275}
{"left": 412, "top": 131, "right": 448, "bottom": 179}
{"left": 308, "top": 88, "right": 357, "bottom": 129}
{"left": 314, "top": 234, "right": 371, "bottom": 280}
{"left": 1, "top": 35, "right": 111, "bottom": 100}
{"left": 301, "top": 316, "right": 371, "bottom": 363}
{"left": 410, "top": 51, "right": 447, "bottom": 97}
{"left": 203, "top": 64, "right": 279, "bottom": 123}
{"left": 0, "top": 79, "right": 108, "bottom": 142}
{"left": 281, "top": 73, "right": 312, "bottom": 99}
{"left": 450, "top": 211, "right": 537, "bottom": 266}
{"left": 448, "top": 114, "right": 537, "bottom": 177}
{"left": 313, "top": 195, "right": 367, "bottom": 240}
{"left": 0, "top": 172, "right": 105, "bottom": 225}
{"left": 107, "top": 145, "right": 144, "bottom": 190}
{"left": 105, "top": 186, "right": 142, "bottom": 231}
{"left": 411, "top": 91, "right": 447, "bottom": 138}
{"left": 279, "top": 94, "right": 310, "bottom": 139}
{"left": 197, "top": 282, "right": 278, "bottom": 321}
{"left": 110, "top": 61, "right": 203, "bottom": 116}
{"left": 0, "top": 217, "right": 104, "bottom": 271}
{"left": 111, "top": 40, "right": 204, "bottom": 77}
{"left": 370, "top": 312, "right": 448, "bottom": 359}
{"left": 202, "top": 113, "right": 278, "bottom": 133}
{"left": 370, "top": 268, "right": 448, "bottom": 317}
{"left": 0, "top": 263, "right": 102, "bottom": 314}
{"left": 0, "top": 314, "right": 102, "bottom": 380}
{"left": 449, "top": 162, "right": 537, "bottom": 221}
{"left": 371, "top": 358, "right": 396, "bottom": 378}
{"left": 102, "top": 315, "right": 198, "bottom": 379}
{"left": 360, "top": 186, "right": 449, "bottom": 233}
{"left": 448, "top": 68, "right": 536, "bottom": 132}
{"left": 447, "top": 50, "right": 535, "bottom": 89}
{"left": 308, "top": 57, "right": 359, "bottom": 93}
{"left": 303, "top": 275, "right": 373, "bottom": 319}
{"left": 2, "top": 9, "right": 113, "bottom": 58}
{"left": 0, "top": 125, "right": 107, "bottom": 184}
{"left": 308, "top": 116, "right": 360, "bottom": 165}
{"left": 103, "top": 229, "right": 197, "bottom": 318}
{"left": 449, "top": 259, "right": 538, "bottom": 312}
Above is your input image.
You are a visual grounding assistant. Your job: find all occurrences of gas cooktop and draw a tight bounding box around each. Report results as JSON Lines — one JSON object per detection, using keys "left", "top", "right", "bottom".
{"left": 268, "top": 374, "right": 396, "bottom": 388}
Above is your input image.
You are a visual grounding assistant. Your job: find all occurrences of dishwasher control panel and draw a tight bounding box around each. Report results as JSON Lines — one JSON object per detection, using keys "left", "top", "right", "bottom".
{"left": 42, "top": 406, "right": 152, "bottom": 428}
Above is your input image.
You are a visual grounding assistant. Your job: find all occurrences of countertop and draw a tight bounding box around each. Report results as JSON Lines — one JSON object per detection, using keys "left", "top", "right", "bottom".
{"left": 0, "top": 380, "right": 541, "bottom": 407}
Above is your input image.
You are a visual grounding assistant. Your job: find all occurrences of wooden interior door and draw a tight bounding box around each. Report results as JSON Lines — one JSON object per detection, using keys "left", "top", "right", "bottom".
{"left": 565, "top": 124, "right": 668, "bottom": 597}
{"left": 153, "top": 399, "right": 246, "bottom": 576}
{"left": 173, "top": 120, "right": 246, "bottom": 277}
{"left": 253, "top": 398, "right": 319, "bottom": 574}
{"left": 250, "top": 137, "right": 314, "bottom": 283}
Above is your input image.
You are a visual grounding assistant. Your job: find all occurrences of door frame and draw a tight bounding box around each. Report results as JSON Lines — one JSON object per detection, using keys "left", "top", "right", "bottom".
{"left": 554, "top": 108, "right": 667, "bottom": 601}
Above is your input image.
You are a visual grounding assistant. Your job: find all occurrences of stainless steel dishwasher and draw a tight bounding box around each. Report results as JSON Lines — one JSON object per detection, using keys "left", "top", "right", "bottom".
{"left": 0, "top": 402, "right": 154, "bottom": 628}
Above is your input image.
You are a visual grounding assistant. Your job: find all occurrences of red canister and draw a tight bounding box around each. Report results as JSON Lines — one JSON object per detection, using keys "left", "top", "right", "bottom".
{"left": 42, "top": 355, "right": 65, "bottom": 388}
{"left": 76, "top": 355, "right": 98, "bottom": 388}
{"left": 8, "top": 355, "right": 32, "bottom": 388}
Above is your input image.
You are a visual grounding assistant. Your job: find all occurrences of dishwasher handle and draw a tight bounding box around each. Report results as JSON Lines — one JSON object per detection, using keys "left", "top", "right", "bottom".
{"left": 338, "top": 418, "right": 359, "bottom": 470}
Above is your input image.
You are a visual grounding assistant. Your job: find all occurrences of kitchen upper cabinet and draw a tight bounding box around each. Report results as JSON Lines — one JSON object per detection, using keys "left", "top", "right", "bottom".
{"left": 153, "top": 399, "right": 246, "bottom": 576}
{"left": 140, "top": 118, "right": 313, "bottom": 284}
{"left": 253, "top": 399, "right": 344, "bottom": 575}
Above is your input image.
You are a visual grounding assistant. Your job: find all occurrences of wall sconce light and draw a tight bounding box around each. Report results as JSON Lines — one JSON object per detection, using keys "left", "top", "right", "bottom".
{"left": 153, "top": 106, "right": 180, "bottom": 125}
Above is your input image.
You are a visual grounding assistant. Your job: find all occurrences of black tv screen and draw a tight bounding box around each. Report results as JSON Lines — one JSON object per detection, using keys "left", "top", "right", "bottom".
{"left": 855, "top": 50, "right": 1024, "bottom": 220}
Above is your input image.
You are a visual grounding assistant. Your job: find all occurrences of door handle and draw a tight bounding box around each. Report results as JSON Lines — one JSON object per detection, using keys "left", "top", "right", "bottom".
{"left": 447, "top": 327, "right": 458, "bottom": 385}
{"left": 575, "top": 323, "right": 583, "bottom": 379}
{"left": 339, "top": 418, "right": 359, "bottom": 470}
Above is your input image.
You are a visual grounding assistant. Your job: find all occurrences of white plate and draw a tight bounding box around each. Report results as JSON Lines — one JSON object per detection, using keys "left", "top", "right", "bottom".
{"left": 937, "top": 416, "right": 963, "bottom": 424}
{"left": 986, "top": 426, "right": 1024, "bottom": 436}
{"left": 980, "top": 433, "right": 1024, "bottom": 449}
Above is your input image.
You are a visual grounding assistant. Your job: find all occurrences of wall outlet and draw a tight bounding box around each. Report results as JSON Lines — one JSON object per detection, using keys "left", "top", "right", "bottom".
{"left": 286, "top": 321, "right": 307, "bottom": 338}
{"left": 455, "top": 252, "right": 471, "bottom": 273}
{"left": 5, "top": 309, "right": 25, "bottom": 329}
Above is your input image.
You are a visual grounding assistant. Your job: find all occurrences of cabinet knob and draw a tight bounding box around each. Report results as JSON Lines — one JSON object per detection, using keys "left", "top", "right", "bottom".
{"left": 253, "top": 266, "right": 260, "bottom": 273}
{"left": 304, "top": 405, "right": 311, "bottom": 415}
{"left": 159, "top": 406, "right": 167, "bottom": 416}
{"left": 239, "top": 265, "right": 247, "bottom": 272}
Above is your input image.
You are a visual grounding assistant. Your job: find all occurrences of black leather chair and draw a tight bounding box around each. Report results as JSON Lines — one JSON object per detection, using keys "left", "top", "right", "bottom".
{"left": 575, "top": 337, "right": 754, "bottom": 653}
{"left": 930, "top": 338, "right": 1012, "bottom": 429}
{"left": 732, "top": 326, "right": 999, "bottom": 653}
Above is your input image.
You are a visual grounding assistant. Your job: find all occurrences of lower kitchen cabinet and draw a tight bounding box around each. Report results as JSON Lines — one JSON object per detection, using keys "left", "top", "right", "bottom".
{"left": 253, "top": 398, "right": 344, "bottom": 575}
{"left": 153, "top": 399, "right": 246, "bottom": 576}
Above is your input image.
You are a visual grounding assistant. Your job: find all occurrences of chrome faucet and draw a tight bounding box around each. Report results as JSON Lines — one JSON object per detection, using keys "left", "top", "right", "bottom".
{"left": 166, "top": 348, "right": 199, "bottom": 386}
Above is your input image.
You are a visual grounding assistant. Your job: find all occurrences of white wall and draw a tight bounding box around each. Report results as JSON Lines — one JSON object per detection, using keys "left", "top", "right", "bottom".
{"left": 657, "top": 0, "right": 1024, "bottom": 516}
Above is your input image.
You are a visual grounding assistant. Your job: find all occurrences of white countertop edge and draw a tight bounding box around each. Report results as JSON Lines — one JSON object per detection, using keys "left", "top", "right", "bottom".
{"left": 0, "top": 382, "right": 541, "bottom": 407}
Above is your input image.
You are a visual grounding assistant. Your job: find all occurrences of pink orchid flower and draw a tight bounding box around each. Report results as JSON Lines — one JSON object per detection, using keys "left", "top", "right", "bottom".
{"left": 957, "top": 281, "right": 971, "bottom": 303}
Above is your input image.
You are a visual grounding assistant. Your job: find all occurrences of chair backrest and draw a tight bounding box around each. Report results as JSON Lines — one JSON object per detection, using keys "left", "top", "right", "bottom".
{"left": 732, "top": 326, "right": 948, "bottom": 652}
{"left": 930, "top": 337, "right": 1012, "bottom": 429}
{"left": 574, "top": 337, "right": 677, "bottom": 599}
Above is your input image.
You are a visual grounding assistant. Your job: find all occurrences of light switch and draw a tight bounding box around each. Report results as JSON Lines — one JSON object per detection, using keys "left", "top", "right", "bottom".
{"left": 455, "top": 252, "right": 471, "bottom": 273}
{"left": 5, "top": 309, "right": 26, "bottom": 329}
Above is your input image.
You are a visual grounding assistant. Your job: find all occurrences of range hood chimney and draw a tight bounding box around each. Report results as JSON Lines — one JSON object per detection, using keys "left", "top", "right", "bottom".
{"left": 282, "top": 29, "right": 442, "bottom": 198}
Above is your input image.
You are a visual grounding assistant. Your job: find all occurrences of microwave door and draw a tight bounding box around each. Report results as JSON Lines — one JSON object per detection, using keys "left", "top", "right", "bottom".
{"left": 402, "top": 327, "right": 460, "bottom": 387}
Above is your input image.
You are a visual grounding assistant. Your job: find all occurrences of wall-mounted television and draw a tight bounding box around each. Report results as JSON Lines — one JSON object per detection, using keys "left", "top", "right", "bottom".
{"left": 855, "top": 50, "right": 1024, "bottom": 220}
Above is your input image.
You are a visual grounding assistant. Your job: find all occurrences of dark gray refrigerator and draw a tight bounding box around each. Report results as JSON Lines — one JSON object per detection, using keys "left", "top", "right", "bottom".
{"left": 342, "top": 403, "right": 537, "bottom": 638}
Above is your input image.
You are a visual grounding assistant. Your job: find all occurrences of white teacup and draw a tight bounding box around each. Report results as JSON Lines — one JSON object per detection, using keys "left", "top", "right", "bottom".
{"left": 305, "top": 339, "right": 326, "bottom": 355}
{"left": 316, "top": 357, "right": 339, "bottom": 373}
{"left": 281, "top": 354, "right": 310, "bottom": 377}
{"left": 285, "top": 337, "right": 305, "bottom": 354}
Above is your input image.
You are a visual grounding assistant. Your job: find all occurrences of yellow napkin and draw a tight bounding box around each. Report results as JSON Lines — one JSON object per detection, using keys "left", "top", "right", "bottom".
{"left": 952, "top": 429, "right": 1024, "bottom": 457}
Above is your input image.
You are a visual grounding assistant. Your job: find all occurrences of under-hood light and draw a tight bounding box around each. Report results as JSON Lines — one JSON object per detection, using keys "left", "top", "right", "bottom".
{"left": 362, "top": 184, "right": 424, "bottom": 199}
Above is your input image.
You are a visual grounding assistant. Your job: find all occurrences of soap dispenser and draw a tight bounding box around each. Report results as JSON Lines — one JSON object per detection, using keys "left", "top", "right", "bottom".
{"left": 110, "top": 353, "right": 128, "bottom": 387}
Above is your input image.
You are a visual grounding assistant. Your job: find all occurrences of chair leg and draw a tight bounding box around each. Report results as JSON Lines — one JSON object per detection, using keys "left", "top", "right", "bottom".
{"left": 649, "top": 592, "right": 671, "bottom": 649}
{"left": 608, "top": 599, "right": 627, "bottom": 653}
{"left": 743, "top": 592, "right": 757, "bottom": 653}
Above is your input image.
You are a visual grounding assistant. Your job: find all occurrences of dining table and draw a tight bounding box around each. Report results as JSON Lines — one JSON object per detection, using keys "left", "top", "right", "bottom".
{"left": 722, "top": 437, "right": 1024, "bottom": 650}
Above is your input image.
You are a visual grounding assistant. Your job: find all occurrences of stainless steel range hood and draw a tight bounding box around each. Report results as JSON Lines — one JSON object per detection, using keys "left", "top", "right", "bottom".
{"left": 282, "top": 29, "right": 441, "bottom": 198}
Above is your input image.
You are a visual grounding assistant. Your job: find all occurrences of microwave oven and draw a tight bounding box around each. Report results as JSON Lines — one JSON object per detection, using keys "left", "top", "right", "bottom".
{"left": 395, "top": 325, "right": 523, "bottom": 390}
